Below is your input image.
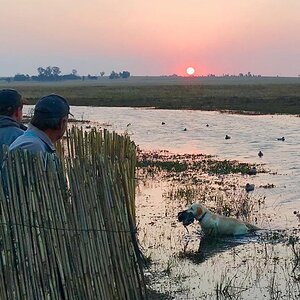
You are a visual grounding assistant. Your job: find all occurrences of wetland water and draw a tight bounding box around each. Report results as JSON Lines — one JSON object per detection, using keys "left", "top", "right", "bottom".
{"left": 25, "top": 106, "right": 300, "bottom": 299}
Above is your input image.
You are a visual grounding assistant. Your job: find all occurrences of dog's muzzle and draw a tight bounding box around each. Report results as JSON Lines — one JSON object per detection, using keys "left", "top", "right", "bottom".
{"left": 178, "top": 210, "right": 195, "bottom": 226}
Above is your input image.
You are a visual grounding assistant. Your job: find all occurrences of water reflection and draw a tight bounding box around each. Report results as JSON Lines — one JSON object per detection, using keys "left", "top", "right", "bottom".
{"left": 180, "top": 233, "right": 259, "bottom": 264}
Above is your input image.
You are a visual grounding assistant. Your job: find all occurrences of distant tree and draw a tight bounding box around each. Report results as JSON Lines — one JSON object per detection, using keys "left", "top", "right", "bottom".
{"left": 87, "top": 74, "right": 98, "bottom": 80}
{"left": 239, "top": 73, "right": 244, "bottom": 77}
{"left": 61, "top": 73, "right": 81, "bottom": 80}
{"left": 14, "top": 74, "right": 30, "bottom": 81}
{"left": 109, "top": 71, "right": 120, "bottom": 79}
{"left": 37, "top": 67, "right": 45, "bottom": 77}
{"left": 72, "top": 69, "right": 78, "bottom": 76}
{"left": 45, "top": 66, "right": 52, "bottom": 77}
{"left": 100, "top": 71, "right": 105, "bottom": 77}
{"left": 119, "top": 71, "right": 130, "bottom": 79}
{"left": 36, "top": 66, "right": 61, "bottom": 81}
{"left": 52, "top": 66, "right": 61, "bottom": 78}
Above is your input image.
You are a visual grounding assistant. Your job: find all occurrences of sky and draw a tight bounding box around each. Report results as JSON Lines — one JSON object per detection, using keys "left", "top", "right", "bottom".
{"left": 0, "top": 0, "right": 299, "bottom": 77}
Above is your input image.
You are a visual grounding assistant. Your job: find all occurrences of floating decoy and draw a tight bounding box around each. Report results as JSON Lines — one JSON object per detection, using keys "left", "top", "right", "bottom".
{"left": 248, "top": 166, "right": 257, "bottom": 175}
{"left": 126, "top": 123, "right": 131, "bottom": 127}
{"left": 245, "top": 183, "right": 255, "bottom": 192}
{"left": 206, "top": 124, "right": 209, "bottom": 127}
{"left": 225, "top": 135, "right": 231, "bottom": 140}
{"left": 161, "top": 122, "right": 165, "bottom": 125}
{"left": 258, "top": 151, "right": 263, "bottom": 158}
{"left": 183, "top": 128, "right": 187, "bottom": 131}
{"left": 277, "top": 137, "right": 285, "bottom": 141}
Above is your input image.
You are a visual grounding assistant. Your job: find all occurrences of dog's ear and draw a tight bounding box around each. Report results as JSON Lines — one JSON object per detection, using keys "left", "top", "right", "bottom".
{"left": 196, "top": 207, "right": 203, "bottom": 217}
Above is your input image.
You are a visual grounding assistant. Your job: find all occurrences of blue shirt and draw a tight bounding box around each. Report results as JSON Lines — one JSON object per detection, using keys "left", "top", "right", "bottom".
{"left": 0, "top": 115, "right": 26, "bottom": 159}
{"left": 9, "top": 124, "right": 56, "bottom": 154}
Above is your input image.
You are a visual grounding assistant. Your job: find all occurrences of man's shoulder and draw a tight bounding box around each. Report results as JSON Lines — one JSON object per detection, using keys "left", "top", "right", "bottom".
{"left": 0, "top": 126, "right": 24, "bottom": 146}
{"left": 0, "top": 125, "right": 24, "bottom": 134}
{"left": 9, "top": 133, "right": 45, "bottom": 153}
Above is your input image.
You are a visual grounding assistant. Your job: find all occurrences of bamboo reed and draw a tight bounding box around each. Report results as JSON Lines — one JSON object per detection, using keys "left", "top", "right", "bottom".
{"left": 0, "top": 126, "right": 146, "bottom": 299}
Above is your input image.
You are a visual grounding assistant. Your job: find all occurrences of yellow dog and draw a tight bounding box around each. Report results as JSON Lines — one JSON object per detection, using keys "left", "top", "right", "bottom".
{"left": 178, "top": 203, "right": 260, "bottom": 236}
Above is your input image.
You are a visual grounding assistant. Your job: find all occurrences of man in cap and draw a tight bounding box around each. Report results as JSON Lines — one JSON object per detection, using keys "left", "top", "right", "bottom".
{"left": 9, "top": 94, "right": 71, "bottom": 154}
{"left": 0, "top": 89, "right": 27, "bottom": 159}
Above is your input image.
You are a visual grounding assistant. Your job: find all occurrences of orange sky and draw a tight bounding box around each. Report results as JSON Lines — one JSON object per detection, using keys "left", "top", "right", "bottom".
{"left": 0, "top": 0, "right": 299, "bottom": 76}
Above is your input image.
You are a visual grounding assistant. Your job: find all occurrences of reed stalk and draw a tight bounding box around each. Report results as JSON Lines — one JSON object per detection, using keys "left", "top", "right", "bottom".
{"left": 0, "top": 126, "right": 146, "bottom": 299}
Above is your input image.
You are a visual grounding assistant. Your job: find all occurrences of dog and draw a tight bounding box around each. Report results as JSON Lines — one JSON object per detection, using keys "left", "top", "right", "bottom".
{"left": 178, "top": 203, "right": 260, "bottom": 236}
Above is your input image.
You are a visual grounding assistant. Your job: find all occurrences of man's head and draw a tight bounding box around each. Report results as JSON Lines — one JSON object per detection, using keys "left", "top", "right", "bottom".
{"left": 31, "top": 94, "right": 72, "bottom": 142}
{"left": 0, "top": 89, "right": 25, "bottom": 122}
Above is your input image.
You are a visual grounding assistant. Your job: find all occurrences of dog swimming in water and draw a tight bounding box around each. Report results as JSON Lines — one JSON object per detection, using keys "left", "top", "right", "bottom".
{"left": 178, "top": 203, "right": 260, "bottom": 236}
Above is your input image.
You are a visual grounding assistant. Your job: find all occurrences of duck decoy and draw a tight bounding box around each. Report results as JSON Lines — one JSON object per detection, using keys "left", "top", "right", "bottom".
{"left": 206, "top": 124, "right": 209, "bottom": 127}
{"left": 245, "top": 183, "right": 255, "bottom": 192}
{"left": 183, "top": 128, "right": 187, "bottom": 131}
{"left": 277, "top": 137, "right": 285, "bottom": 141}
{"left": 161, "top": 122, "right": 165, "bottom": 125}
{"left": 248, "top": 166, "right": 257, "bottom": 175}
{"left": 258, "top": 151, "right": 263, "bottom": 158}
{"left": 225, "top": 135, "right": 231, "bottom": 140}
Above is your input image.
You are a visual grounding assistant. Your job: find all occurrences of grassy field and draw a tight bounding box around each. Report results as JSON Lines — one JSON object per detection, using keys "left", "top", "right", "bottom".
{"left": 1, "top": 76, "right": 300, "bottom": 114}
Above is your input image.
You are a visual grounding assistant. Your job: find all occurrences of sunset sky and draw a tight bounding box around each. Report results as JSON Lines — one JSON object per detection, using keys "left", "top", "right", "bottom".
{"left": 0, "top": 0, "right": 299, "bottom": 77}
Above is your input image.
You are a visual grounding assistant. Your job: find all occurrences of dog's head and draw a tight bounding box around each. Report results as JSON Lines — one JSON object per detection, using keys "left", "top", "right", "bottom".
{"left": 178, "top": 203, "right": 207, "bottom": 226}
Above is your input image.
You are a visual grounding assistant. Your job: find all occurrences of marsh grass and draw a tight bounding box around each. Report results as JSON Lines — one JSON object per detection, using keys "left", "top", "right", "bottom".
{"left": 138, "top": 150, "right": 266, "bottom": 179}
{"left": 136, "top": 148, "right": 300, "bottom": 299}
{"left": 288, "top": 235, "right": 300, "bottom": 278}
{"left": 215, "top": 270, "right": 250, "bottom": 300}
{"left": 138, "top": 150, "right": 267, "bottom": 224}
{"left": 2, "top": 78, "right": 300, "bottom": 114}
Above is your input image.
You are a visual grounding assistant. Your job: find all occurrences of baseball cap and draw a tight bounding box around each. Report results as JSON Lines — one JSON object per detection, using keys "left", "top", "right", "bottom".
{"left": 0, "top": 89, "right": 27, "bottom": 114}
{"left": 34, "top": 94, "right": 73, "bottom": 118}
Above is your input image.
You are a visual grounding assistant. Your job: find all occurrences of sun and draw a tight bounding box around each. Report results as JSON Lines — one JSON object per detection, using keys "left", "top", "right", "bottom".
{"left": 186, "top": 67, "right": 195, "bottom": 76}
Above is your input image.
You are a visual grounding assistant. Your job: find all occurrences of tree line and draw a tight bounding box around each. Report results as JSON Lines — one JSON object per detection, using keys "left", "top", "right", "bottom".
{"left": 7, "top": 67, "right": 130, "bottom": 82}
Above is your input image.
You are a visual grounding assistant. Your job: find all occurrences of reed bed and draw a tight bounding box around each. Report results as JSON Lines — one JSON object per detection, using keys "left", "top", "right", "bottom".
{"left": 3, "top": 78, "right": 300, "bottom": 114}
{"left": 0, "top": 127, "right": 146, "bottom": 299}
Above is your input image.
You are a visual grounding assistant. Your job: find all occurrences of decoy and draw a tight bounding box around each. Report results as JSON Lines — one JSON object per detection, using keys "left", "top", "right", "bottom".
{"left": 258, "top": 151, "right": 263, "bottom": 158}
{"left": 245, "top": 183, "right": 255, "bottom": 192}
{"left": 161, "top": 122, "right": 165, "bottom": 125}
{"left": 248, "top": 166, "right": 257, "bottom": 175}
{"left": 225, "top": 135, "right": 231, "bottom": 140}
{"left": 277, "top": 137, "right": 285, "bottom": 141}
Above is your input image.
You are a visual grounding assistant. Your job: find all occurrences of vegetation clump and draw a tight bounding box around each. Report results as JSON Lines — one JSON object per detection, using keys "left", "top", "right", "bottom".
{"left": 138, "top": 150, "right": 266, "bottom": 177}
{"left": 138, "top": 159, "right": 188, "bottom": 172}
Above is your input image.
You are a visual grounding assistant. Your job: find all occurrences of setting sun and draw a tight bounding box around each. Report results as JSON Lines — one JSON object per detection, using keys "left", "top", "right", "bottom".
{"left": 186, "top": 67, "right": 195, "bottom": 75}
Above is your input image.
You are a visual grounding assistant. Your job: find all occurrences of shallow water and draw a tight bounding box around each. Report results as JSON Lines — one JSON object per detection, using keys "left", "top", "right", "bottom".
{"left": 25, "top": 106, "right": 300, "bottom": 224}
{"left": 24, "top": 106, "right": 300, "bottom": 298}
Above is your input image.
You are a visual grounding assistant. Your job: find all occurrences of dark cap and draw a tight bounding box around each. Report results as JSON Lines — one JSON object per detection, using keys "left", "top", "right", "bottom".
{"left": 34, "top": 94, "right": 72, "bottom": 118}
{"left": 0, "top": 89, "right": 26, "bottom": 114}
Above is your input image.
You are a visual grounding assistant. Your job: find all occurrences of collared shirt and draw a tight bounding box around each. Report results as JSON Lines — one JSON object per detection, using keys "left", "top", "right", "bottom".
{"left": 0, "top": 115, "right": 26, "bottom": 145}
{"left": 9, "top": 124, "right": 56, "bottom": 154}
{"left": 0, "top": 115, "right": 26, "bottom": 160}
